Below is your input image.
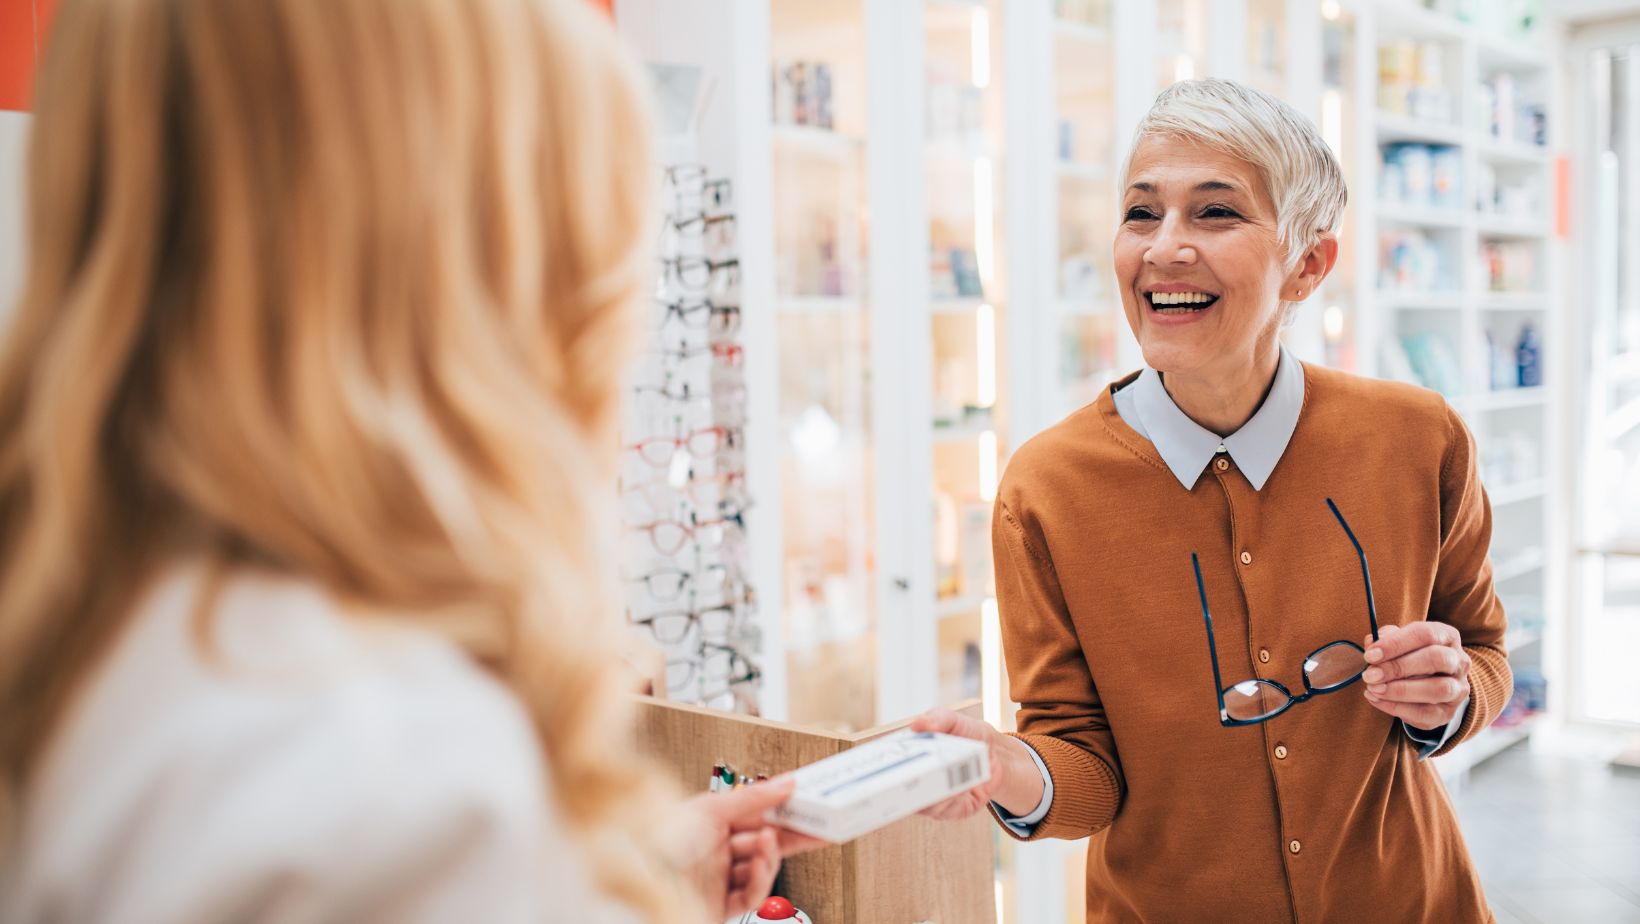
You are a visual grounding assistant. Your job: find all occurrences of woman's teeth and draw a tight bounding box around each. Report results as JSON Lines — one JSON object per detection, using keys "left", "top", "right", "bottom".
{"left": 1149, "top": 291, "right": 1218, "bottom": 314}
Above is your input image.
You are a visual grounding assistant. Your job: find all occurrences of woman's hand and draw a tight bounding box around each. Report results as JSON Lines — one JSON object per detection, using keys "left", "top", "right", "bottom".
{"left": 909, "top": 707, "right": 1045, "bottom": 821}
{"left": 678, "top": 778, "right": 828, "bottom": 919}
{"left": 1360, "top": 622, "right": 1472, "bottom": 731}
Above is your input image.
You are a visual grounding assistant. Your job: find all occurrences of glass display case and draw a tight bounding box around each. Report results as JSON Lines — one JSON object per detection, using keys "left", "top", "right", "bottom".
{"left": 1049, "top": 0, "right": 1123, "bottom": 420}
{"left": 772, "top": 0, "right": 878, "bottom": 733}
{"left": 924, "top": 0, "right": 1006, "bottom": 719}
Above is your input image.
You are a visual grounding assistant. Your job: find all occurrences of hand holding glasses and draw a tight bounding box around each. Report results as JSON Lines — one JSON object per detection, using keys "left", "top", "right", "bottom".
{"left": 1195, "top": 498, "right": 1382, "bottom": 727}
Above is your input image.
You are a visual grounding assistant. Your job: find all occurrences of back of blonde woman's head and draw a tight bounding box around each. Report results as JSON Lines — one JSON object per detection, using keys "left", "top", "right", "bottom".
{"left": 0, "top": 0, "right": 693, "bottom": 917}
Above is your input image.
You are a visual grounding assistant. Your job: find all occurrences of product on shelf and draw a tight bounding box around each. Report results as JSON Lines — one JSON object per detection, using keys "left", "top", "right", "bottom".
{"left": 1476, "top": 72, "right": 1547, "bottom": 146}
{"left": 1516, "top": 321, "right": 1542, "bottom": 387}
{"left": 1480, "top": 430, "right": 1541, "bottom": 486}
{"left": 1474, "top": 162, "right": 1543, "bottom": 217}
{"left": 1477, "top": 239, "right": 1538, "bottom": 292}
{"left": 1379, "top": 229, "right": 1449, "bottom": 292}
{"left": 772, "top": 60, "right": 834, "bottom": 130}
{"left": 1379, "top": 143, "right": 1462, "bottom": 209}
{"left": 1055, "top": 0, "right": 1111, "bottom": 26}
{"left": 1377, "top": 39, "right": 1451, "bottom": 122}
{"left": 1399, "top": 331, "right": 1463, "bottom": 397}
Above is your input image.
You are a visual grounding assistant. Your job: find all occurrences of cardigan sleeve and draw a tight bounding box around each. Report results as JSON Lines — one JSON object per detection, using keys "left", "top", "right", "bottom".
{"left": 1427, "top": 406, "right": 1514, "bottom": 758}
{"left": 986, "top": 499, "right": 1125, "bottom": 841}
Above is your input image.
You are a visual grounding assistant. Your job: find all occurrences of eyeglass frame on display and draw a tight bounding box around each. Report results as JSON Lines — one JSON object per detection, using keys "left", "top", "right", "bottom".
{"left": 1195, "top": 497, "right": 1383, "bottom": 728}
{"left": 628, "top": 509, "right": 746, "bottom": 557}
{"left": 623, "top": 425, "right": 742, "bottom": 469}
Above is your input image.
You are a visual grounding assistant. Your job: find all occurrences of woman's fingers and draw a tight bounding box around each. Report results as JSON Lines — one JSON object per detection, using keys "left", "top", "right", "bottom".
{"left": 1364, "top": 675, "right": 1468, "bottom": 704}
{"left": 1363, "top": 645, "right": 1467, "bottom": 684}
{"left": 723, "top": 829, "right": 780, "bottom": 916}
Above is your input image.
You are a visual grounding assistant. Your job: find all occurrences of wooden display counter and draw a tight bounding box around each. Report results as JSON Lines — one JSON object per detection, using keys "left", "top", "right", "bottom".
{"left": 636, "top": 697, "right": 997, "bottom": 924}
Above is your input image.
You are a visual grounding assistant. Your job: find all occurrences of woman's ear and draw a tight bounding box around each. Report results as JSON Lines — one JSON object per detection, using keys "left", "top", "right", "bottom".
{"left": 1286, "top": 233, "right": 1340, "bottom": 301}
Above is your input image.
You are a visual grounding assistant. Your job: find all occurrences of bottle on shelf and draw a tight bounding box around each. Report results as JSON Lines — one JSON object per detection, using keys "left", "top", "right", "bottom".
{"left": 1515, "top": 321, "right": 1541, "bottom": 388}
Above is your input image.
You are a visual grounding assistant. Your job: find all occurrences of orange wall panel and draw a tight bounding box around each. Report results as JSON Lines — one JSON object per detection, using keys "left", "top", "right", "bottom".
{"left": 1, "top": 0, "right": 59, "bottom": 112}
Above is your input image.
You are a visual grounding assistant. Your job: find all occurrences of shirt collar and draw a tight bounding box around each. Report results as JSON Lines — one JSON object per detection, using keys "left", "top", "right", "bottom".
{"left": 1126, "top": 344, "right": 1305, "bottom": 492}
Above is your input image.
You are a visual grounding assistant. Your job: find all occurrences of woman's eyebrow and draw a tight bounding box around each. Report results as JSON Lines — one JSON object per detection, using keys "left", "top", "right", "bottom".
{"left": 1125, "top": 180, "right": 1243, "bottom": 194}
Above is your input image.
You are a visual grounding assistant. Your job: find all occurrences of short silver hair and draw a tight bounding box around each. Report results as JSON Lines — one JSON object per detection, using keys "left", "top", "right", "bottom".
{"left": 1122, "top": 78, "right": 1348, "bottom": 276}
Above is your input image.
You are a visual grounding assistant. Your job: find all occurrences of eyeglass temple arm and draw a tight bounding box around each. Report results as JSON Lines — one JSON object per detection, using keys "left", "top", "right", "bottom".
{"left": 1325, "top": 498, "right": 1381, "bottom": 643}
{"left": 1192, "top": 553, "right": 1231, "bottom": 716}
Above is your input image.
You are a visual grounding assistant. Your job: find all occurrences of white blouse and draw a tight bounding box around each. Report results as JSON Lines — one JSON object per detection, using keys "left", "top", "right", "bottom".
{"left": 2, "top": 563, "right": 637, "bottom": 924}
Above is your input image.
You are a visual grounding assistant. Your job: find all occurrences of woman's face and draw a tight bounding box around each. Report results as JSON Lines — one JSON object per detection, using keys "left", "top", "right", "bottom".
{"left": 1114, "top": 136, "right": 1297, "bottom": 379}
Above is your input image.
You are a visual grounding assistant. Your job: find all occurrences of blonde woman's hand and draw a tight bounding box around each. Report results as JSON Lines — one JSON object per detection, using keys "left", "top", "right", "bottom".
{"left": 678, "top": 777, "right": 828, "bottom": 919}
{"left": 909, "top": 707, "right": 1045, "bottom": 822}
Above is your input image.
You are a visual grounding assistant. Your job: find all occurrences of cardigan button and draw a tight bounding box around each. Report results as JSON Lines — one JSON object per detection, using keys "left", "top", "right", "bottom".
{"left": 1258, "top": 648, "right": 1271, "bottom": 664}
{"left": 1240, "top": 551, "right": 1253, "bottom": 566}
{"left": 1289, "top": 839, "right": 1302, "bottom": 855}
{"left": 1275, "top": 744, "right": 1289, "bottom": 760}
{"left": 1214, "top": 458, "right": 1230, "bottom": 472}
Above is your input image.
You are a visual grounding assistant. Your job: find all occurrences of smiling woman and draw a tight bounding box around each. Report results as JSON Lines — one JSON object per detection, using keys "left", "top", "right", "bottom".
{"left": 914, "top": 78, "right": 1512, "bottom": 924}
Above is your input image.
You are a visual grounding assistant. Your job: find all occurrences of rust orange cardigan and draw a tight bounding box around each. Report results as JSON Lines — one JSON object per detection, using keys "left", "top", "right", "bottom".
{"left": 989, "top": 363, "right": 1510, "bottom": 924}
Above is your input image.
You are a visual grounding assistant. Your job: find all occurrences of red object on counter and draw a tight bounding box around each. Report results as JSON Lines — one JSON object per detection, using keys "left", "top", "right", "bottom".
{"left": 1, "top": 0, "right": 58, "bottom": 112}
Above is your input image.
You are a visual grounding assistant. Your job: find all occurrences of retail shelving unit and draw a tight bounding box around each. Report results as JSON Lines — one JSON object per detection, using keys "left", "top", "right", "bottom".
{"left": 1331, "top": 0, "right": 1562, "bottom": 783}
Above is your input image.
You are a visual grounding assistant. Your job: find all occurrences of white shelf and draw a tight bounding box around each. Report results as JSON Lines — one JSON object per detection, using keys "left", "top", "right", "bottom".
{"left": 1475, "top": 32, "right": 1548, "bottom": 72}
{"left": 932, "top": 421, "right": 996, "bottom": 444}
{"left": 777, "top": 295, "right": 862, "bottom": 313}
{"left": 1506, "top": 627, "right": 1543, "bottom": 654}
{"left": 1379, "top": 290, "right": 1466, "bottom": 310}
{"left": 1478, "top": 292, "right": 1548, "bottom": 312}
{"left": 1461, "top": 387, "right": 1548, "bottom": 412}
{"left": 1375, "top": 1, "right": 1468, "bottom": 42}
{"left": 1487, "top": 479, "right": 1546, "bottom": 508}
{"left": 931, "top": 297, "right": 990, "bottom": 315}
{"left": 935, "top": 594, "right": 991, "bottom": 619}
{"left": 1057, "top": 160, "right": 1110, "bottom": 183}
{"left": 1437, "top": 716, "right": 1537, "bottom": 780}
{"left": 1053, "top": 18, "right": 1110, "bottom": 44}
{"left": 1058, "top": 296, "right": 1116, "bottom": 317}
{"left": 773, "top": 124, "right": 864, "bottom": 161}
{"left": 1476, "top": 213, "right": 1548, "bottom": 239}
{"left": 1493, "top": 547, "right": 1546, "bottom": 583}
{"left": 927, "top": 138, "right": 985, "bottom": 162}
{"left": 1375, "top": 112, "right": 1466, "bottom": 147}
{"left": 1473, "top": 135, "right": 1550, "bottom": 167}
{"left": 1376, "top": 201, "right": 1467, "bottom": 230}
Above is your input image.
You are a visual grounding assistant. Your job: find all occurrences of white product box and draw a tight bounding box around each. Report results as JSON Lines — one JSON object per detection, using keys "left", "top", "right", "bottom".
{"left": 767, "top": 730, "right": 990, "bottom": 843}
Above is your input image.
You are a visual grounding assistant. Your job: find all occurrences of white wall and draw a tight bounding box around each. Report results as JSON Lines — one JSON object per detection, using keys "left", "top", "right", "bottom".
{"left": 0, "top": 111, "right": 28, "bottom": 323}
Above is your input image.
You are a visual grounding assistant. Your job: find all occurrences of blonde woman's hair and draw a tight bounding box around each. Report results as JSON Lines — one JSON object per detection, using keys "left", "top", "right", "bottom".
{"left": 0, "top": 0, "right": 696, "bottom": 918}
{"left": 1123, "top": 78, "right": 1348, "bottom": 322}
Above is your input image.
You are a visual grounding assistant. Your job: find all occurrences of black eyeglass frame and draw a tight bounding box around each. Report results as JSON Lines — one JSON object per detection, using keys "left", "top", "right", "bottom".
{"left": 1195, "top": 497, "right": 1383, "bottom": 728}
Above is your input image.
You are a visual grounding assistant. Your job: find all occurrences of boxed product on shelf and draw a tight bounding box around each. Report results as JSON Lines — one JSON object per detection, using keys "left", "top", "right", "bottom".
{"left": 1379, "top": 229, "right": 1449, "bottom": 292}
{"left": 1477, "top": 240, "right": 1538, "bottom": 292}
{"left": 1476, "top": 72, "right": 1547, "bottom": 146}
{"left": 1380, "top": 143, "right": 1463, "bottom": 209}
{"left": 1399, "top": 332, "right": 1463, "bottom": 397}
{"left": 1378, "top": 39, "right": 1451, "bottom": 121}
{"left": 1475, "top": 163, "right": 1544, "bottom": 217}
{"left": 772, "top": 60, "right": 834, "bottom": 130}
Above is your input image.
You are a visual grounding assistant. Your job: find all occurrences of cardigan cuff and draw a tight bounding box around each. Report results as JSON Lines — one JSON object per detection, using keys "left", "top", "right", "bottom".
{"left": 1432, "top": 645, "right": 1513, "bottom": 759}
{"left": 989, "top": 732, "right": 1120, "bottom": 842}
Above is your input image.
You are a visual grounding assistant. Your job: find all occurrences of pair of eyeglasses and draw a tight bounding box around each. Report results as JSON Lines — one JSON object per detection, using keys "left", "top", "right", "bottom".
{"left": 1196, "top": 498, "right": 1382, "bottom": 727}
{"left": 658, "top": 341, "right": 744, "bottom": 368}
{"left": 657, "top": 297, "right": 741, "bottom": 335}
{"left": 624, "top": 426, "right": 741, "bottom": 469}
{"left": 625, "top": 564, "right": 733, "bottom": 602}
{"left": 662, "top": 165, "right": 731, "bottom": 205}
{"left": 621, "top": 470, "right": 749, "bottom": 521}
{"left": 639, "top": 603, "right": 743, "bottom": 646}
{"left": 629, "top": 511, "right": 744, "bottom": 556}
{"left": 667, "top": 642, "right": 758, "bottom": 690}
{"left": 660, "top": 257, "right": 741, "bottom": 293}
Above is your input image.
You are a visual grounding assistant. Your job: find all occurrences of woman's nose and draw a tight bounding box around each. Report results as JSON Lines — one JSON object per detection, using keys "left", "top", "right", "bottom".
{"left": 1145, "top": 214, "right": 1197, "bottom": 265}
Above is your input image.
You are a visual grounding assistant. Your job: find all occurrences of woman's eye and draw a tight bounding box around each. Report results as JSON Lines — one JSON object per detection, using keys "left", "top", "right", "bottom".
{"left": 1201, "top": 205, "right": 1241, "bottom": 219}
{"left": 1124, "top": 207, "right": 1158, "bottom": 222}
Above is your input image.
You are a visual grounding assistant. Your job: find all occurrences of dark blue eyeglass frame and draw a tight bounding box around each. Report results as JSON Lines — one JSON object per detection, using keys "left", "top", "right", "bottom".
{"left": 1194, "top": 497, "right": 1383, "bottom": 728}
